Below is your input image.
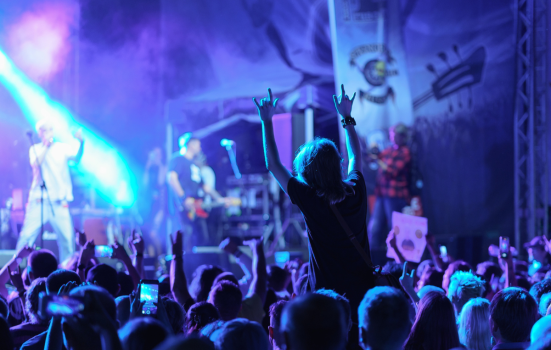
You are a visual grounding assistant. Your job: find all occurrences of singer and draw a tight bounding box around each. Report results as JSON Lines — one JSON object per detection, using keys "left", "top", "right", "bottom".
{"left": 16, "top": 119, "right": 84, "bottom": 262}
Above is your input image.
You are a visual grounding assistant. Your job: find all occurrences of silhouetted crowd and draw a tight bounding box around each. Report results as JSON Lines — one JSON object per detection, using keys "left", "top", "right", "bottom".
{"left": 1, "top": 231, "right": 551, "bottom": 350}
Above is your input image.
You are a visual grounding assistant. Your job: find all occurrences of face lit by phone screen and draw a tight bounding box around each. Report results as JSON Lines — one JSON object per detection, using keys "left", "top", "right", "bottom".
{"left": 140, "top": 284, "right": 158, "bottom": 315}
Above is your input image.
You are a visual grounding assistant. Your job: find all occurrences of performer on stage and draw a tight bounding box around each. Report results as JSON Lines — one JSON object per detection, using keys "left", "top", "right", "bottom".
{"left": 167, "top": 135, "right": 227, "bottom": 250}
{"left": 368, "top": 123, "right": 411, "bottom": 252}
{"left": 140, "top": 147, "right": 167, "bottom": 256}
{"left": 16, "top": 119, "right": 84, "bottom": 262}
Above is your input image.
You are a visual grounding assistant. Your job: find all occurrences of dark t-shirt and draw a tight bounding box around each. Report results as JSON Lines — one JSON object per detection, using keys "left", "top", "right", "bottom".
{"left": 168, "top": 154, "right": 202, "bottom": 214}
{"left": 287, "top": 170, "right": 375, "bottom": 315}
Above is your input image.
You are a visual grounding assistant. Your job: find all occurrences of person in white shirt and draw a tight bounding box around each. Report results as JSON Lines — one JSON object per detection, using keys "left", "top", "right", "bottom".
{"left": 16, "top": 119, "right": 84, "bottom": 262}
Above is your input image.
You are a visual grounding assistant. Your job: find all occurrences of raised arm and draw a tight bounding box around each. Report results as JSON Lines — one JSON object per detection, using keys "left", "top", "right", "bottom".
{"left": 245, "top": 238, "right": 267, "bottom": 304}
{"left": 387, "top": 231, "right": 406, "bottom": 265}
{"left": 498, "top": 239, "right": 517, "bottom": 288}
{"left": 425, "top": 233, "right": 445, "bottom": 272}
{"left": 333, "top": 85, "right": 361, "bottom": 174}
{"left": 254, "top": 88, "right": 292, "bottom": 193}
{"left": 77, "top": 239, "right": 95, "bottom": 281}
{"left": 0, "top": 245, "right": 33, "bottom": 298}
{"left": 170, "top": 231, "right": 192, "bottom": 305}
{"left": 399, "top": 262, "right": 420, "bottom": 312}
{"left": 128, "top": 231, "right": 145, "bottom": 279}
{"left": 111, "top": 242, "right": 141, "bottom": 290}
{"left": 71, "top": 129, "right": 85, "bottom": 164}
{"left": 219, "top": 238, "right": 253, "bottom": 289}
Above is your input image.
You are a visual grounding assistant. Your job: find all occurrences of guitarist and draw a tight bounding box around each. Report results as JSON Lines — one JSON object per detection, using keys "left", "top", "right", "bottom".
{"left": 167, "top": 135, "right": 225, "bottom": 249}
{"left": 367, "top": 123, "right": 411, "bottom": 256}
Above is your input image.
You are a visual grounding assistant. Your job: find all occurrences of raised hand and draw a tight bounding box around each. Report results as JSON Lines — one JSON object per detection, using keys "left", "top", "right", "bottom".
{"left": 399, "top": 262, "right": 416, "bottom": 293}
{"left": 15, "top": 245, "right": 34, "bottom": 260}
{"left": 8, "top": 265, "right": 25, "bottom": 292}
{"left": 74, "top": 128, "right": 84, "bottom": 142}
{"left": 219, "top": 237, "right": 239, "bottom": 255}
{"left": 79, "top": 239, "right": 95, "bottom": 265}
{"left": 111, "top": 242, "right": 130, "bottom": 261}
{"left": 333, "top": 84, "right": 356, "bottom": 117}
{"left": 543, "top": 235, "right": 551, "bottom": 253}
{"left": 387, "top": 230, "right": 398, "bottom": 248}
{"left": 243, "top": 237, "right": 263, "bottom": 249}
{"left": 128, "top": 231, "right": 145, "bottom": 256}
{"left": 171, "top": 231, "right": 183, "bottom": 256}
{"left": 75, "top": 229, "right": 87, "bottom": 248}
{"left": 253, "top": 88, "right": 279, "bottom": 122}
{"left": 58, "top": 281, "right": 79, "bottom": 295}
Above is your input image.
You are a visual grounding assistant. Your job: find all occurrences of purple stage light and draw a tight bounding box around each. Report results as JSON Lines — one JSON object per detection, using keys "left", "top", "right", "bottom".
{"left": 6, "top": 2, "right": 77, "bottom": 82}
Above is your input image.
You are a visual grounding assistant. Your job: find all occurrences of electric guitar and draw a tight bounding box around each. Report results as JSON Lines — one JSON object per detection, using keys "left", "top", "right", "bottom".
{"left": 181, "top": 197, "right": 242, "bottom": 221}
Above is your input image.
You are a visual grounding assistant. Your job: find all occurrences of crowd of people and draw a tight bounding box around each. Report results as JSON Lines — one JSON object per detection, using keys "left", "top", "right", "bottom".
{"left": 2, "top": 86, "right": 551, "bottom": 350}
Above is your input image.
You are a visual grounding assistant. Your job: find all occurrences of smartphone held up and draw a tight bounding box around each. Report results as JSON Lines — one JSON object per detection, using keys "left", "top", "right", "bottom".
{"left": 94, "top": 245, "right": 113, "bottom": 258}
{"left": 38, "top": 293, "right": 85, "bottom": 319}
{"left": 500, "top": 236, "right": 510, "bottom": 259}
{"left": 139, "top": 280, "right": 159, "bottom": 315}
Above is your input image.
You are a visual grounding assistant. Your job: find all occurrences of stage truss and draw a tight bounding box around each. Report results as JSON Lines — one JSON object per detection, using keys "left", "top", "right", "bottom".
{"left": 514, "top": 0, "right": 548, "bottom": 249}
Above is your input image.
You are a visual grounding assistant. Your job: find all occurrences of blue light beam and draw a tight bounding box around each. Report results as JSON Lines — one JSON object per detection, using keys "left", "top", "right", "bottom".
{"left": 0, "top": 48, "right": 136, "bottom": 207}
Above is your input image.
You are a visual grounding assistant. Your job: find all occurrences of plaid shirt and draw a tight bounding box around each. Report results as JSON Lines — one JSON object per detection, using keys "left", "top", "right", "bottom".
{"left": 374, "top": 145, "right": 411, "bottom": 199}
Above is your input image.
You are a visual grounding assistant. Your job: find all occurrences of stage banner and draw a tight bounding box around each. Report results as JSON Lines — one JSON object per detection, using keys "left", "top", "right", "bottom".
{"left": 402, "top": 0, "right": 516, "bottom": 248}
{"left": 328, "top": 0, "right": 413, "bottom": 139}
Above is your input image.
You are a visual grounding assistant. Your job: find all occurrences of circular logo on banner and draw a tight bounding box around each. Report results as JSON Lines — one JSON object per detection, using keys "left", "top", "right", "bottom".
{"left": 363, "top": 59, "right": 386, "bottom": 86}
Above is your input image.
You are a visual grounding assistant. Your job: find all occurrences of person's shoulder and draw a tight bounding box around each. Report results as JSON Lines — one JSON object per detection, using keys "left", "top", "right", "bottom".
{"left": 239, "top": 293, "right": 265, "bottom": 323}
{"left": 169, "top": 152, "right": 181, "bottom": 161}
{"left": 287, "top": 177, "right": 315, "bottom": 199}
{"left": 243, "top": 292, "right": 263, "bottom": 306}
{"left": 168, "top": 153, "right": 183, "bottom": 166}
{"left": 20, "top": 330, "right": 47, "bottom": 349}
{"left": 288, "top": 177, "right": 311, "bottom": 191}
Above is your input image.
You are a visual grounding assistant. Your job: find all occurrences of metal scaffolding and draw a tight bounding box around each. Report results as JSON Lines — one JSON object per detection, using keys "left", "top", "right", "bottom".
{"left": 514, "top": 0, "right": 548, "bottom": 250}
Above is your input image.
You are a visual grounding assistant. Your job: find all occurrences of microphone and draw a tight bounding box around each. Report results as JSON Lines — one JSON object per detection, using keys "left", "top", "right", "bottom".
{"left": 26, "top": 130, "right": 34, "bottom": 137}
{"left": 220, "top": 139, "right": 235, "bottom": 147}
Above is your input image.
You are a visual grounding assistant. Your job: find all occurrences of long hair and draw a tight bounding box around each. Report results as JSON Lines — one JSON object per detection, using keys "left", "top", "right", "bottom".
{"left": 404, "top": 291, "right": 460, "bottom": 350}
{"left": 458, "top": 298, "right": 492, "bottom": 350}
{"left": 293, "top": 138, "right": 356, "bottom": 205}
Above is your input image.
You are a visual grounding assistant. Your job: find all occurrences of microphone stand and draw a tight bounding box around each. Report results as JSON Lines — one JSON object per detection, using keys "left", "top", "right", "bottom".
{"left": 224, "top": 143, "right": 242, "bottom": 179}
{"left": 26, "top": 133, "right": 55, "bottom": 249}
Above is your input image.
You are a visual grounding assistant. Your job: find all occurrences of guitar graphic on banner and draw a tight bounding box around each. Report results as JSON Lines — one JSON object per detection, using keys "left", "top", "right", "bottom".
{"left": 412, "top": 46, "right": 486, "bottom": 112}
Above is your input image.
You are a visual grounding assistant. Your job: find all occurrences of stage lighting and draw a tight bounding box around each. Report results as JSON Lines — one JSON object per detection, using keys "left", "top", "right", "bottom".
{"left": 0, "top": 47, "right": 136, "bottom": 207}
